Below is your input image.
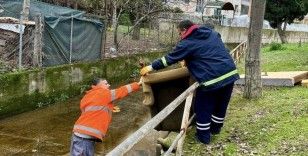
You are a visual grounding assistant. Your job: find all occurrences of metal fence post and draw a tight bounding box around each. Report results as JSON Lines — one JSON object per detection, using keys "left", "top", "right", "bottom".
{"left": 69, "top": 15, "right": 73, "bottom": 64}
{"left": 18, "top": 13, "right": 24, "bottom": 69}
{"left": 101, "top": 17, "right": 108, "bottom": 59}
{"left": 34, "top": 14, "right": 43, "bottom": 67}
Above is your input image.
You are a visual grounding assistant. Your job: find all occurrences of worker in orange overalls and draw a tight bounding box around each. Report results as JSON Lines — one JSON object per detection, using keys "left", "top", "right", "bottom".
{"left": 70, "top": 77, "right": 143, "bottom": 156}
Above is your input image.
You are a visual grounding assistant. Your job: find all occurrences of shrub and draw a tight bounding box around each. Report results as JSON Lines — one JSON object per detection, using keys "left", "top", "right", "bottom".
{"left": 119, "top": 13, "right": 132, "bottom": 26}
{"left": 173, "top": 7, "right": 184, "bottom": 13}
{"left": 269, "top": 42, "right": 285, "bottom": 51}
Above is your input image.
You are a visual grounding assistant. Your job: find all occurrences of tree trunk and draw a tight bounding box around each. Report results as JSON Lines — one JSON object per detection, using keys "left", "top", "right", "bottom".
{"left": 22, "top": 0, "right": 30, "bottom": 21}
{"left": 132, "top": 24, "right": 141, "bottom": 40}
{"left": 112, "top": 2, "right": 117, "bottom": 31}
{"left": 277, "top": 22, "right": 287, "bottom": 44}
{"left": 132, "top": 13, "right": 141, "bottom": 40}
{"left": 244, "top": 0, "right": 266, "bottom": 99}
{"left": 74, "top": 2, "right": 78, "bottom": 9}
{"left": 113, "top": 22, "right": 119, "bottom": 51}
{"left": 111, "top": 2, "right": 119, "bottom": 51}
{"left": 66, "top": 0, "right": 70, "bottom": 7}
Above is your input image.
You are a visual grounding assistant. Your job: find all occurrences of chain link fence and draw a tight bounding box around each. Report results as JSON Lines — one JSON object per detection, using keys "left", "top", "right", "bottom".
{"left": 104, "top": 14, "right": 180, "bottom": 58}
{"left": 109, "top": 12, "right": 308, "bottom": 59}
{"left": 1, "top": 2, "right": 308, "bottom": 74}
{"left": 104, "top": 13, "right": 222, "bottom": 57}
{"left": 0, "top": 13, "right": 36, "bottom": 73}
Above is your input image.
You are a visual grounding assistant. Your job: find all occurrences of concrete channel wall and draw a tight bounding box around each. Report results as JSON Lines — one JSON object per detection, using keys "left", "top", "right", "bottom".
{"left": 0, "top": 52, "right": 165, "bottom": 119}
{"left": 214, "top": 26, "right": 308, "bottom": 43}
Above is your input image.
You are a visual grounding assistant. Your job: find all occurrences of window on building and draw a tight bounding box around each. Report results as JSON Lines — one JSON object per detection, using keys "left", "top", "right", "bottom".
{"left": 196, "top": 0, "right": 204, "bottom": 12}
{"left": 183, "top": 0, "right": 190, "bottom": 4}
{"left": 214, "top": 9, "right": 221, "bottom": 16}
{"left": 241, "top": 5, "right": 249, "bottom": 15}
{"left": 234, "top": 5, "right": 238, "bottom": 13}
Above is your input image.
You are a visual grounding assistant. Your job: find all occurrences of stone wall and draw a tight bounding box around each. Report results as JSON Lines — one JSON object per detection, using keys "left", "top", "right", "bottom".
{"left": 0, "top": 52, "right": 165, "bottom": 119}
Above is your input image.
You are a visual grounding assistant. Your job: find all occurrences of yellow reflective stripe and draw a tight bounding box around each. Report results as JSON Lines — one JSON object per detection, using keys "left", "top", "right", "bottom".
{"left": 161, "top": 57, "right": 168, "bottom": 67}
{"left": 202, "top": 69, "right": 238, "bottom": 86}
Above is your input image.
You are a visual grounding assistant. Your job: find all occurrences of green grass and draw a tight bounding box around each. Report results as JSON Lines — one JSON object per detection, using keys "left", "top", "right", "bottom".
{"left": 237, "top": 43, "right": 308, "bottom": 74}
{"left": 184, "top": 43, "right": 308, "bottom": 155}
{"left": 109, "top": 25, "right": 151, "bottom": 36}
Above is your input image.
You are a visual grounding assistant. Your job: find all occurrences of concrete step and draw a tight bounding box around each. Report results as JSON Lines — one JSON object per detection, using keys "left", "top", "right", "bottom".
{"left": 235, "top": 71, "right": 308, "bottom": 87}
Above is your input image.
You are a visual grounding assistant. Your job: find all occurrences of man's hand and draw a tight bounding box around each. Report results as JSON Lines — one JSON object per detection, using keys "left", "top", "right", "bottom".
{"left": 179, "top": 60, "right": 186, "bottom": 67}
{"left": 140, "top": 65, "right": 153, "bottom": 76}
{"left": 113, "top": 106, "right": 121, "bottom": 113}
{"left": 138, "top": 77, "right": 144, "bottom": 85}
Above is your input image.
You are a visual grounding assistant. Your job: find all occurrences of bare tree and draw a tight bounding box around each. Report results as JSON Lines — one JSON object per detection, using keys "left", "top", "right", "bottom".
{"left": 109, "top": 0, "right": 131, "bottom": 52}
{"left": 244, "top": 0, "right": 266, "bottom": 99}
{"left": 22, "top": 0, "right": 30, "bottom": 21}
{"left": 110, "top": 0, "right": 166, "bottom": 52}
{"left": 127, "top": 0, "right": 165, "bottom": 40}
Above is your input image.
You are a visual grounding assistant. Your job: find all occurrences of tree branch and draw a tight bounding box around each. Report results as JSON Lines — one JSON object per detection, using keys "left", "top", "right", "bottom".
{"left": 118, "top": 8, "right": 163, "bottom": 45}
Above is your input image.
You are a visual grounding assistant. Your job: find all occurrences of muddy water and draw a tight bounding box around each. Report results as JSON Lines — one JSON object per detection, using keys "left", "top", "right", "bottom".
{"left": 0, "top": 91, "right": 150, "bottom": 155}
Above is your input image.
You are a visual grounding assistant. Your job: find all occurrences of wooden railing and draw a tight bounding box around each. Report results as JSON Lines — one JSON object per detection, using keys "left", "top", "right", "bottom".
{"left": 230, "top": 41, "right": 247, "bottom": 64}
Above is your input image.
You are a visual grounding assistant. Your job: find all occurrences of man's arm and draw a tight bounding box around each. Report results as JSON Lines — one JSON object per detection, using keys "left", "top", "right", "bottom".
{"left": 109, "top": 82, "right": 140, "bottom": 102}
{"left": 141, "top": 41, "right": 190, "bottom": 75}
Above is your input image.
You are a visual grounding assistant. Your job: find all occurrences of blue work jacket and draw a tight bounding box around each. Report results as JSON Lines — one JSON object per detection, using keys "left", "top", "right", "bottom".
{"left": 151, "top": 26, "right": 239, "bottom": 90}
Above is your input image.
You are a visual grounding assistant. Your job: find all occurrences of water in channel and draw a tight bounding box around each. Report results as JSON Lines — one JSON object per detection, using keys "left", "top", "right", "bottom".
{"left": 0, "top": 91, "right": 150, "bottom": 155}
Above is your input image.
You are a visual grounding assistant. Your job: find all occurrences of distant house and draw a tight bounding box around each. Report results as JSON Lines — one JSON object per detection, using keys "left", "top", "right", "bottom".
{"left": 299, "top": 15, "right": 308, "bottom": 24}
{"left": 165, "top": 0, "right": 251, "bottom": 18}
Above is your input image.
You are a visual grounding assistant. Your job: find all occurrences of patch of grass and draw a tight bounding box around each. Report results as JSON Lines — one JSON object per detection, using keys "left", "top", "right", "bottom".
{"left": 237, "top": 43, "right": 308, "bottom": 73}
{"left": 111, "top": 25, "right": 150, "bottom": 36}
{"left": 184, "top": 87, "right": 308, "bottom": 155}
{"left": 268, "top": 42, "right": 286, "bottom": 51}
{"left": 184, "top": 43, "right": 308, "bottom": 155}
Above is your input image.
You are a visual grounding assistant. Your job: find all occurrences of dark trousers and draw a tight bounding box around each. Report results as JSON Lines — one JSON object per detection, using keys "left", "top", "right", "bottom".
{"left": 194, "top": 83, "right": 234, "bottom": 144}
{"left": 70, "top": 134, "right": 95, "bottom": 156}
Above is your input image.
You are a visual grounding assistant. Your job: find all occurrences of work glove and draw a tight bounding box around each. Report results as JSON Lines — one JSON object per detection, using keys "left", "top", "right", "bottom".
{"left": 112, "top": 106, "right": 121, "bottom": 113}
{"left": 138, "top": 77, "right": 144, "bottom": 85}
{"left": 140, "top": 65, "right": 153, "bottom": 76}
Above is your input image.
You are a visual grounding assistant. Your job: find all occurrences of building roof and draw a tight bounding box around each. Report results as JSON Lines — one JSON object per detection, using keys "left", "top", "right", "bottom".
{"left": 0, "top": 17, "right": 35, "bottom": 25}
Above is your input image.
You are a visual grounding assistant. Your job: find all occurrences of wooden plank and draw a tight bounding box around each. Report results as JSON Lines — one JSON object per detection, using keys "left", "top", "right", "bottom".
{"left": 235, "top": 71, "right": 308, "bottom": 86}
{"left": 143, "top": 67, "right": 189, "bottom": 84}
{"left": 176, "top": 93, "right": 194, "bottom": 156}
{"left": 163, "top": 114, "right": 195, "bottom": 156}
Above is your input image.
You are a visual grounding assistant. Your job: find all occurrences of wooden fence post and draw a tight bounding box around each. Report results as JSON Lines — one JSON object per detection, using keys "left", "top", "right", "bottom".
{"left": 33, "top": 14, "right": 43, "bottom": 67}
{"left": 176, "top": 93, "right": 194, "bottom": 155}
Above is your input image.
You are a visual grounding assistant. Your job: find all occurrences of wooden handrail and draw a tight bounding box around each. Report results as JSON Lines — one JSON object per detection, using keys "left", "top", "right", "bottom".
{"left": 176, "top": 92, "right": 194, "bottom": 155}
{"left": 164, "top": 114, "right": 196, "bottom": 156}
{"left": 230, "top": 41, "right": 247, "bottom": 55}
{"left": 106, "top": 82, "right": 199, "bottom": 156}
{"left": 230, "top": 41, "right": 247, "bottom": 64}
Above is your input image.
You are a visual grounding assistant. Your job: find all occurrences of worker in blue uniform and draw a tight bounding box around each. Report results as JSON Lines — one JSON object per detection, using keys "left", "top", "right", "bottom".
{"left": 140, "top": 20, "right": 239, "bottom": 144}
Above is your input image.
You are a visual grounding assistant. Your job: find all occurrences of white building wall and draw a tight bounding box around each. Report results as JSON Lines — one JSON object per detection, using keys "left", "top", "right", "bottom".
{"left": 166, "top": 0, "right": 246, "bottom": 16}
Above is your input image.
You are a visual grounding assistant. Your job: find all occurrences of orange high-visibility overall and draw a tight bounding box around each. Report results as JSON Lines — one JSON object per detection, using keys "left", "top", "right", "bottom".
{"left": 73, "top": 82, "right": 140, "bottom": 140}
